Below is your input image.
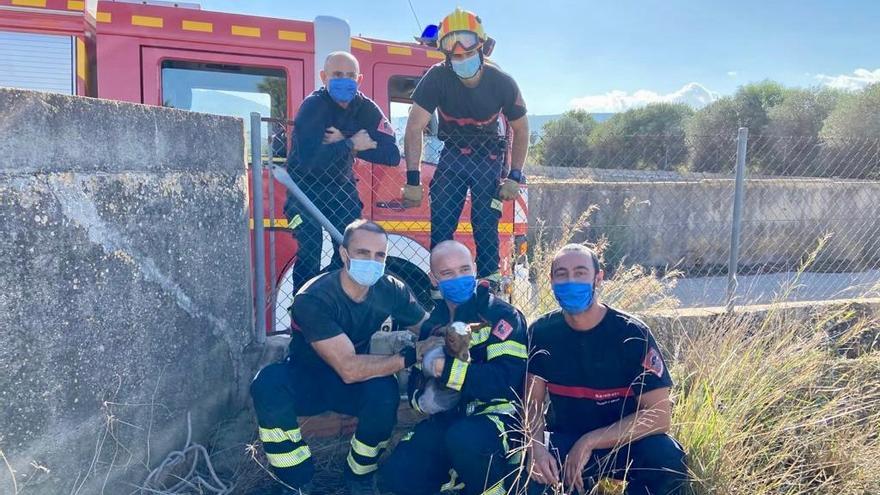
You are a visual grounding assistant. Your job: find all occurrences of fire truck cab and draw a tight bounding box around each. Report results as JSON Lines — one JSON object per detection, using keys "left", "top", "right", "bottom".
{"left": 1, "top": 0, "right": 528, "bottom": 333}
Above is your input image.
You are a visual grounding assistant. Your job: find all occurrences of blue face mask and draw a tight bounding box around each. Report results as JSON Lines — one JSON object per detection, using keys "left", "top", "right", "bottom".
{"left": 437, "top": 274, "right": 476, "bottom": 304}
{"left": 552, "top": 281, "right": 594, "bottom": 314}
{"left": 327, "top": 77, "right": 358, "bottom": 104}
{"left": 450, "top": 53, "right": 482, "bottom": 79}
{"left": 346, "top": 258, "right": 385, "bottom": 287}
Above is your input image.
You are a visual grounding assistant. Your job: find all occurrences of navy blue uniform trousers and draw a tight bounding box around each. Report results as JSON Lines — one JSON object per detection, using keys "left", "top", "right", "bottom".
{"left": 284, "top": 178, "right": 361, "bottom": 291}
{"left": 250, "top": 358, "right": 398, "bottom": 487}
{"left": 529, "top": 432, "right": 688, "bottom": 495}
{"left": 429, "top": 146, "right": 504, "bottom": 278}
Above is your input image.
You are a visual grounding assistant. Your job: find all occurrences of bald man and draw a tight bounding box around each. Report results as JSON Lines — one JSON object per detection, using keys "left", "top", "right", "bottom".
{"left": 379, "top": 240, "right": 529, "bottom": 495}
{"left": 285, "top": 51, "right": 400, "bottom": 291}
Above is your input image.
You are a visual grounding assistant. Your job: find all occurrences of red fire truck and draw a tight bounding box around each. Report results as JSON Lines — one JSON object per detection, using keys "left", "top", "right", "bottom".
{"left": 1, "top": 0, "right": 528, "bottom": 333}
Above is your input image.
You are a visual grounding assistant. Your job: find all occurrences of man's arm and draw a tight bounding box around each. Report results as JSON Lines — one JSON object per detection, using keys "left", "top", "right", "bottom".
{"left": 311, "top": 333, "right": 405, "bottom": 384}
{"left": 525, "top": 373, "right": 561, "bottom": 485}
{"left": 581, "top": 387, "right": 672, "bottom": 449}
{"left": 290, "top": 98, "right": 351, "bottom": 171}
{"left": 356, "top": 105, "right": 401, "bottom": 166}
{"left": 508, "top": 115, "right": 530, "bottom": 174}
{"left": 404, "top": 103, "right": 432, "bottom": 174}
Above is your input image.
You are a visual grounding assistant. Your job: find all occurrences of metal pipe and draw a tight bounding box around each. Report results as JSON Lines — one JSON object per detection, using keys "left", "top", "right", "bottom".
{"left": 250, "top": 113, "right": 267, "bottom": 343}
{"left": 271, "top": 166, "right": 344, "bottom": 244}
{"left": 726, "top": 127, "right": 749, "bottom": 310}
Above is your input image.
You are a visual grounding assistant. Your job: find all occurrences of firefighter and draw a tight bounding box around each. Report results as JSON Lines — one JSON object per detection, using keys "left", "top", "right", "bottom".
{"left": 525, "top": 244, "right": 689, "bottom": 495}
{"left": 250, "top": 220, "right": 427, "bottom": 495}
{"left": 286, "top": 51, "right": 400, "bottom": 292}
{"left": 401, "top": 8, "right": 529, "bottom": 288}
{"left": 378, "top": 240, "right": 528, "bottom": 495}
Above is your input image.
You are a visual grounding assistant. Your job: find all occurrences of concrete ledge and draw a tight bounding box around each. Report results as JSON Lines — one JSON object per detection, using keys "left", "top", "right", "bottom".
{"left": 0, "top": 88, "right": 245, "bottom": 174}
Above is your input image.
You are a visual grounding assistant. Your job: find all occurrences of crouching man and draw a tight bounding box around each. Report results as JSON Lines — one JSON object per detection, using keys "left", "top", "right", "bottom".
{"left": 378, "top": 240, "right": 528, "bottom": 495}
{"left": 250, "top": 220, "right": 427, "bottom": 495}
{"left": 525, "top": 244, "right": 688, "bottom": 495}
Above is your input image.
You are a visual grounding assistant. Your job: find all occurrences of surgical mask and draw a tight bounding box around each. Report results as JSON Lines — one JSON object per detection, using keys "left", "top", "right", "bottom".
{"left": 327, "top": 78, "right": 358, "bottom": 104}
{"left": 552, "top": 281, "right": 594, "bottom": 314}
{"left": 437, "top": 274, "right": 476, "bottom": 305}
{"left": 450, "top": 53, "right": 481, "bottom": 79}
{"left": 347, "top": 258, "right": 385, "bottom": 287}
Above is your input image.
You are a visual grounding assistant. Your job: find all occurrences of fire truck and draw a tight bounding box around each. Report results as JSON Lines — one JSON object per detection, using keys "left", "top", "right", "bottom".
{"left": 0, "top": 0, "right": 529, "bottom": 333}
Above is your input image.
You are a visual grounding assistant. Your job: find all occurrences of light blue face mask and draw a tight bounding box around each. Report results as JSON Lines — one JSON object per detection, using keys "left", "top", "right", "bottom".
{"left": 346, "top": 258, "right": 385, "bottom": 287}
{"left": 450, "top": 53, "right": 482, "bottom": 79}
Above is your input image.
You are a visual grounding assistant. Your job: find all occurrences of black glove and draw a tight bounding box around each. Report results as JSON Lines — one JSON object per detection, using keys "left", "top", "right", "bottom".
{"left": 399, "top": 346, "right": 417, "bottom": 368}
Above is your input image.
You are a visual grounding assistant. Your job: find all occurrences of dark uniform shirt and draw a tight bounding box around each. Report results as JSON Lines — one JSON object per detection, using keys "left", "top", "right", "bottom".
{"left": 417, "top": 282, "right": 528, "bottom": 415}
{"left": 286, "top": 88, "right": 400, "bottom": 181}
{"left": 289, "top": 270, "right": 426, "bottom": 372}
{"left": 528, "top": 307, "right": 673, "bottom": 436}
{"left": 412, "top": 62, "right": 527, "bottom": 147}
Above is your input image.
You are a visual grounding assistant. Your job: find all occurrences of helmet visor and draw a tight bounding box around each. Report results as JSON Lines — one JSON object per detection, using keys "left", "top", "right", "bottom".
{"left": 439, "top": 31, "right": 481, "bottom": 54}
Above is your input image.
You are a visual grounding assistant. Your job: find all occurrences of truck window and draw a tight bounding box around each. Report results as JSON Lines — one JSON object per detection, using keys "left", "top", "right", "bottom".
{"left": 161, "top": 61, "right": 287, "bottom": 158}
{"left": 388, "top": 75, "right": 442, "bottom": 164}
{"left": 0, "top": 31, "right": 75, "bottom": 95}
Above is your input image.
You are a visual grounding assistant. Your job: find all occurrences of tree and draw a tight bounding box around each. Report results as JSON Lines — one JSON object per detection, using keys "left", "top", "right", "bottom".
{"left": 686, "top": 97, "right": 740, "bottom": 172}
{"left": 760, "top": 88, "right": 842, "bottom": 176}
{"left": 819, "top": 84, "right": 880, "bottom": 179}
{"left": 686, "top": 81, "right": 788, "bottom": 173}
{"left": 533, "top": 110, "right": 596, "bottom": 167}
{"left": 589, "top": 103, "right": 693, "bottom": 170}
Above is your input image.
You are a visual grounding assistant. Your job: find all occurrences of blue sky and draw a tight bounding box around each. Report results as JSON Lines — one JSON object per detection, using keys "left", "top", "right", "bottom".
{"left": 200, "top": 0, "right": 880, "bottom": 114}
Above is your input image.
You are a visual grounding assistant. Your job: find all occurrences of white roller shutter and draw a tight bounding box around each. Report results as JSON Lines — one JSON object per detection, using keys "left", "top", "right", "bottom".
{"left": 0, "top": 30, "right": 75, "bottom": 95}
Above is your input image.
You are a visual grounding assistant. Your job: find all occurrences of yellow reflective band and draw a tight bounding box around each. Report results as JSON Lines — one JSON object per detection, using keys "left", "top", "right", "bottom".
{"left": 278, "top": 30, "right": 307, "bottom": 41}
{"left": 446, "top": 359, "right": 468, "bottom": 391}
{"left": 346, "top": 452, "right": 378, "bottom": 475}
{"left": 485, "top": 415, "right": 510, "bottom": 453}
{"left": 401, "top": 431, "right": 414, "bottom": 442}
{"left": 266, "top": 445, "right": 311, "bottom": 468}
{"left": 440, "top": 469, "right": 465, "bottom": 492}
{"left": 350, "top": 436, "right": 388, "bottom": 458}
{"left": 288, "top": 214, "right": 302, "bottom": 230}
{"left": 470, "top": 326, "right": 492, "bottom": 346}
{"left": 132, "top": 15, "right": 163, "bottom": 28}
{"left": 481, "top": 480, "right": 507, "bottom": 495}
{"left": 182, "top": 20, "right": 213, "bottom": 32}
{"left": 231, "top": 25, "right": 261, "bottom": 37}
{"left": 486, "top": 341, "right": 527, "bottom": 361}
{"left": 259, "top": 426, "right": 302, "bottom": 444}
{"left": 476, "top": 402, "right": 516, "bottom": 416}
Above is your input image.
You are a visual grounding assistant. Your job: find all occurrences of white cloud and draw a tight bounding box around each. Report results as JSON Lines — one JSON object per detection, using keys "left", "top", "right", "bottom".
{"left": 815, "top": 68, "right": 880, "bottom": 91}
{"left": 727, "top": 71, "right": 738, "bottom": 77}
{"left": 569, "top": 82, "right": 719, "bottom": 113}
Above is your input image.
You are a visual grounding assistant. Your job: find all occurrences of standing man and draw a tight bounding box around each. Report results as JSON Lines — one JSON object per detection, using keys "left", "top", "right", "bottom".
{"left": 251, "top": 220, "right": 427, "bottom": 495}
{"left": 286, "top": 52, "right": 400, "bottom": 291}
{"left": 525, "top": 244, "right": 688, "bottom": 495}
{"left": 379, "top": 240, "right": 528, "bottom": 495}
{"left": 401, "top": 8, "right": 529, "bottom": 287}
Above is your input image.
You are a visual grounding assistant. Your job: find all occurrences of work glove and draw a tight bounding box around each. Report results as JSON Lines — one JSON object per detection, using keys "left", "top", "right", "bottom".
{"left": 415, "top": 379, "right": 461, "bottom": 415}
{"left": 402, "top": 184, "right": 423, "bottom": 208}
{"left": 399, "top": 345, "right": 417, "bottom": 368}
{"left": 498, "top": 170, "right": 524, "bottom": 201}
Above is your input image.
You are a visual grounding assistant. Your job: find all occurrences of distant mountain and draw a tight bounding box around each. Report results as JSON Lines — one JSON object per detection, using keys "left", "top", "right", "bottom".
{"left": 391, "top": 113, "right": 614, "bottom": 136}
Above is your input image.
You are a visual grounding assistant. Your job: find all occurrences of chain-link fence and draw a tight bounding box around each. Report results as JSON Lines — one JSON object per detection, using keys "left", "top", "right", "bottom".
{"left": 248, "top": 113, "right": 880, "bottom": 336}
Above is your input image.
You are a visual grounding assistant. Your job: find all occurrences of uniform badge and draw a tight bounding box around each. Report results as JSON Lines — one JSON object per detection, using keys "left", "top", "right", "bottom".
{"left": 643, "top": 347, "right": 665, "bottom": 377}
{"left": 377, "top": 117, "right": 395, "bottom": 136}
{"left": 492, "top": 319, "right": 513, "bottom": 340}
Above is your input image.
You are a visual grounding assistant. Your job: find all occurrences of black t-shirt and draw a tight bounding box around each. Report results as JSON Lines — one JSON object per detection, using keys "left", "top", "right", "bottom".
{"left": 528, "top": 307, "right": 673, "bottom": 436}
{"left": 289, "top": 270, "right": 426, "bottom": 371}
{"left": 412, "top": 62, "right": 527, "bottom": 146}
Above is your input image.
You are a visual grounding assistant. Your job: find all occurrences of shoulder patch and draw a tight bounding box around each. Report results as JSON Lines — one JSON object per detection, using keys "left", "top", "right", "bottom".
{"left": 643, "top": 347, "right": 665, "bottom": 377}
{"left": 492, "top": 319, "right": 514, "bottom": 341}
{"left": 377, "top": 117, "right": 395, "bottom": 137}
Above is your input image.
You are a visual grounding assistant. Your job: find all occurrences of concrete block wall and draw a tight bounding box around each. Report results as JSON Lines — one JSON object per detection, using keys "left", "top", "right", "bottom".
{"left": 0, "top": 89, "right": 254, "bottom": 494}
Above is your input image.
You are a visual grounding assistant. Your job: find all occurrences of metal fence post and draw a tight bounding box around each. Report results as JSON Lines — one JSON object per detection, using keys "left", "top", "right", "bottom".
{"left": 250, "top": 112, "right": 267, "bottom": 343}
{"left": 726, "top": 127, "right": 749, "bottom": 310}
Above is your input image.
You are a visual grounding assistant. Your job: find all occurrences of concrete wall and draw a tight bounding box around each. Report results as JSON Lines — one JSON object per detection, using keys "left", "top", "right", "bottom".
{"left": 0, "top": 89, "right": 254, "bottom": 494}
{"left": 528, "top": 178, "right": 880, "bottom": 272}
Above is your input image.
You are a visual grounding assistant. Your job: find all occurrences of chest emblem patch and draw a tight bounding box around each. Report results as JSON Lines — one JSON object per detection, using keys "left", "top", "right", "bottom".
{"left": 492, "top": 319, "right": 513, "bottom": 341}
